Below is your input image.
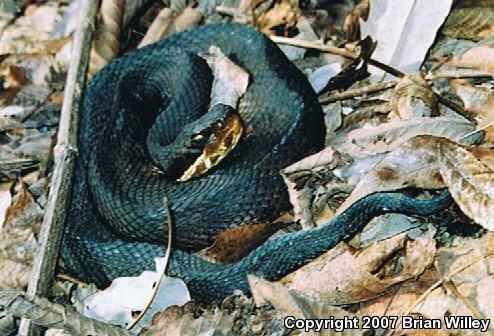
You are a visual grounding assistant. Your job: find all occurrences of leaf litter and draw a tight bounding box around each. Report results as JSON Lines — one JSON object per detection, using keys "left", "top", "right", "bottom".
{"left": 1, "top": 0, "right": 494, "bottom": 335}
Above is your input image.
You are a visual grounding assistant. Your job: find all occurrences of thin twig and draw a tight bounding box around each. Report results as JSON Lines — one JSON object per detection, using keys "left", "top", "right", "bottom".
{"left": 270, "top": 36, "right": 356, "bottom": 58}
{"left": 127, "top": 196, "right": 173, "bottom": 331}
{"left": 459, "top": 119, "right": 494, "bottom": 142}
{"left": 271, "top": 36, "right": 475, "bottom": 121}
{"left": 318, "top": 80, "right": 397, "bottom": 104}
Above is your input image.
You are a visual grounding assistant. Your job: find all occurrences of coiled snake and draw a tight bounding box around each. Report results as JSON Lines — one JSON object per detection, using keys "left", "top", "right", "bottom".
{"left": 61, "top": 23, "right": 451, "bottom": 302}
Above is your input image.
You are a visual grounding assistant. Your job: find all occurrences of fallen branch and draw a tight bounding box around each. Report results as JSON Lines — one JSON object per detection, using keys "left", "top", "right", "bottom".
{"left": 18, "top": 0, "right": 99, "bottom": 335}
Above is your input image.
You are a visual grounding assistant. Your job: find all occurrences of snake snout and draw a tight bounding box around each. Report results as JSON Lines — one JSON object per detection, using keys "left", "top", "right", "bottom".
{"left": 178, "top": 104, "right": 244, "bottom": 182}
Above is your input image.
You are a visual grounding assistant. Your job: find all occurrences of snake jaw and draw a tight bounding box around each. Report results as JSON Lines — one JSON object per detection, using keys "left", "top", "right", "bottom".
{"left": 178, "top": 111, "right": 243, "bottom": 182}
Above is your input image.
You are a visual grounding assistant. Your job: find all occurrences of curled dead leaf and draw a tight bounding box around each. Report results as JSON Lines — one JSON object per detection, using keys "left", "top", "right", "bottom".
{"left": 328, "top": 117, "right": 477, "bottom": 158}
{"left": 389, "top": 73, "right": 438, "bottom": 120}
{"left": 438, "top": 139, "right": 494, "bottom": 230}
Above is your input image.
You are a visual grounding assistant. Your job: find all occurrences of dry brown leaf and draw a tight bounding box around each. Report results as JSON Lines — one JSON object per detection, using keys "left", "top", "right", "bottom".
{"left": 442, "top": 5, "right": 494, "bottom": 41}
{"left": 248, "top": 275, "right": 364, "bottom": 336}
{"left": 254, "top": 0, "right": 300, "bottom": 35}
{"left": 446, "top": 39, "right": 494, "bottom": 76}
{"left": 281, "top": 146, "right": 352, "bottom": 228}
{"left": 355, "top": 234, "right": 494, "bottom": 335}
{"left": 0, "top": 4, "right": 70, "bottom": 56}
{"left": 140, "top": 294, "right": 283, "bottom": 335}
{"left": 279, "top": 232, "right": 435, "bottom": 305}
{"left": 451, "top": 79, "right": 494, "bottom": 141}
{"left": 433, "top": 233, "right": 494, "bottom": 324}
{"left": 389, "top": 73, "right": 438, "bottom": 121}
{"left": 282, "top": 135, "right": 447, "bottom": 227}
{"left": 4, "top": 182, "right": 43, "bottom": 230}
{"left": 337, "top": 136, "right": 444, "bottom": 214}
{"left": 1, "top": 54, "right": 56, "bottom": 88}
{"left": 328, "top": 117, "right": 477, "bottom": 158}
{"left": 438, "top": 139, "right": 494, "bottom": 230}
{"left": 198, "top": 222, "right": 285, "bottom": 262}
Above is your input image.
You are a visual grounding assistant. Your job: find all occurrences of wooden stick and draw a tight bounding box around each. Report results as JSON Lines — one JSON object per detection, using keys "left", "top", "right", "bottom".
{"left": 319, "top": 80, "right": 397, "bottom": 104}
{"left": 18, "top": 1, "right": 99, "bottom": 335}
{"left": 128, "top": 197, "right": 173, "bottom": 331}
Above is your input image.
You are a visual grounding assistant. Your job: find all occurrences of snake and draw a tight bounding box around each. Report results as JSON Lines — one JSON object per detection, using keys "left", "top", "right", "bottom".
{"left": 61, "top": 23, "right": 452, "bottom": 303}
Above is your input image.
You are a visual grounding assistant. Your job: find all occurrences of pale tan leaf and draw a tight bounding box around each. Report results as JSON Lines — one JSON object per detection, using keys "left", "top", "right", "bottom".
{"left": 439, "top": 139, "right": 494, "bottom": 230}
{"left": 328, "top": 117, "right": 476, "bottom": 158}
{"left": 337, "top": 136, "right": 444, "bottom": 214}
{"left": 238, "top": 0, "right": 268, "bottom": 13}
{"left": 360, "top": 0, "right": 453, "bottom": 81}
{"left": 0, "top": 259, "right": 31, "bottom": 290}
{"left": 207, "top": 46, "right": 249, "bottom": 108}
{"left": 451, "top": 80, "right": 494, "bottom": 141}
{"left": 171, "top": 7, "right": 203, "bottom": 34}
{"left": 137, "top": 8, "right": 174, "bottom": 48}
{"left": 446, "top": 39, "right": 494, "bottom": 76}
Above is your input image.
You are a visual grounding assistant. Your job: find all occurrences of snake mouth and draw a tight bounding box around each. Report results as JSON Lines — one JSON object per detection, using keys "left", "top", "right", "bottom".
{"left": 178, "top": 111, "right": 243, "bottom": 182}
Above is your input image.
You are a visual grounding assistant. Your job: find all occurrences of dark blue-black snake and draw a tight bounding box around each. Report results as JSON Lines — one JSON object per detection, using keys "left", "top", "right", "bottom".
{"left": 61, "top": 23, "right": 452, "bottom": 303}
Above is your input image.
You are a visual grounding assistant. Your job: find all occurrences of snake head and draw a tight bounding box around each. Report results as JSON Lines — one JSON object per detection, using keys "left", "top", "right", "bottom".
{"left": 177, "top": 104, "right": 243, "bottom": 182}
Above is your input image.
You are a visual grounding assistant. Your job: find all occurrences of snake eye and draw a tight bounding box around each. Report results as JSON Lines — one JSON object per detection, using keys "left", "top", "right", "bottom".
{"left": 191, "top": 134, "right": 204, "bottom": 145}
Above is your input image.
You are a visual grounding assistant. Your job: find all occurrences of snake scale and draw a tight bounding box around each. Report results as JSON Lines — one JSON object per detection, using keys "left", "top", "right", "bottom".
{"left": 61, "top": 23, "right": 452, "bottom": 302}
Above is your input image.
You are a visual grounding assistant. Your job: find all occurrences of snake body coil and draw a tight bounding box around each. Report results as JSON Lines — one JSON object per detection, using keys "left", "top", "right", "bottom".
{"left": 62, "top": 24, "right": 451, "bottom": 302}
